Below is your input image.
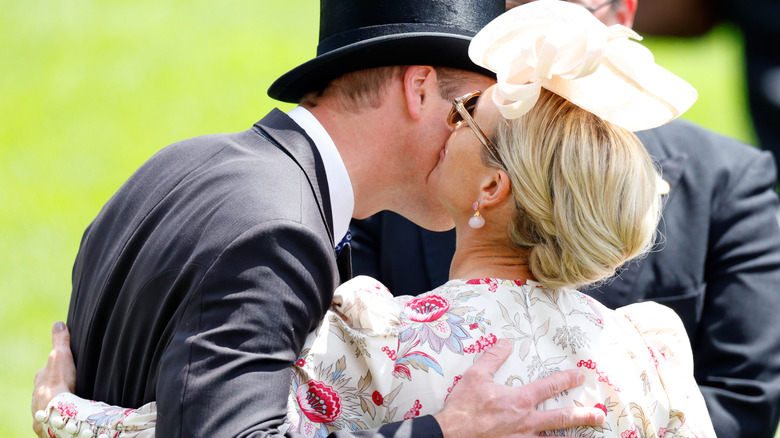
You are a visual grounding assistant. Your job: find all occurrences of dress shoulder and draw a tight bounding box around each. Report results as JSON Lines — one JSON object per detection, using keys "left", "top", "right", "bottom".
{"left": 617, "top": 301, "right": 693, "bottom": 371}
{"left": 617, "top": 302, "right": 717, "bottom": 437}
{"left": 330, "top": 275, "right": 400, "bottom": 335}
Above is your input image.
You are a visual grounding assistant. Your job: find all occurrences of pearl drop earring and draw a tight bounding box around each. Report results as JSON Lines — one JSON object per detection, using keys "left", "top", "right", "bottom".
{"left": 469, "top": 201, "right": 485, "bottom": 229}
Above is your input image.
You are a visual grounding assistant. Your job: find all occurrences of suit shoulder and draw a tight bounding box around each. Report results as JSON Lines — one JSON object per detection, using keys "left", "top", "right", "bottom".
{"left": 637, "top": 119, "right": 770, "bottom": 167}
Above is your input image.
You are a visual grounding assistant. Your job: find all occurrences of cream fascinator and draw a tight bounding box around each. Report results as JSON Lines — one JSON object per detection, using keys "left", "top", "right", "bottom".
{"left": 469, "top": 0, "right": 697, "bottom": 131}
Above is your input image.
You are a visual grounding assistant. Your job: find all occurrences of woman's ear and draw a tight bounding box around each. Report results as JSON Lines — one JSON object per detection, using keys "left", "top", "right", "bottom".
{"left": 402, "top": 66, "right": 437, "bottom": 120}
{"left": 478, "top": 169, "right": 512, "bottom": 209}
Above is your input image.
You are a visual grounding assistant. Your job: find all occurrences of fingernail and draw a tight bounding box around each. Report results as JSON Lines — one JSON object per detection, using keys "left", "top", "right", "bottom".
{"left": 53, "top": 321, "right": 66, "bottom": 333}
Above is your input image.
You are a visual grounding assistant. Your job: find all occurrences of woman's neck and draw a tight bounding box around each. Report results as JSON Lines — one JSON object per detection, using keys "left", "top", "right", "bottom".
{"left": 448, "top": 230, "right": 535, "bottom": 283}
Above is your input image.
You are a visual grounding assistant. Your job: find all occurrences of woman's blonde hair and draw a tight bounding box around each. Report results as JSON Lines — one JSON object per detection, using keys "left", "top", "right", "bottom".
{"left": 491, "top": 89, "right": 661, "bottom": 290}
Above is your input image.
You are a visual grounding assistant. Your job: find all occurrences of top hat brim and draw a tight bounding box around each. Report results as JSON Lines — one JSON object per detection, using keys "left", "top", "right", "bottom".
{"left": 268, "top": 32, "right": 496, "bottom": 104}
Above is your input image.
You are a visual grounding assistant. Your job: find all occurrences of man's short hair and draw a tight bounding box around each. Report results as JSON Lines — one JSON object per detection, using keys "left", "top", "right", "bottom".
{"left": 301, "top": 66, "right": 475, "bottom": 110}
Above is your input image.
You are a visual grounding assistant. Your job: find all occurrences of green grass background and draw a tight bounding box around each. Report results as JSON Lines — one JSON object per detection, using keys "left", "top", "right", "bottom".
{"left": 0, "top": 1, "right": 761, "bottom": 436}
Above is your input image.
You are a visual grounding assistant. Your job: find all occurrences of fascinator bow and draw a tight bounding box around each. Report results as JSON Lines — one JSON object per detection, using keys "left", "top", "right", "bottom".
{"left": 469, "top": 0, "right": 697, "bottom": 131}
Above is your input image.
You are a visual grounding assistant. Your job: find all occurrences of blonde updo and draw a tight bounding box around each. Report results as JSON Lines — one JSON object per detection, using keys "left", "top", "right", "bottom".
{"left": 491, "top": 89, "right": 661, "bottom": 290}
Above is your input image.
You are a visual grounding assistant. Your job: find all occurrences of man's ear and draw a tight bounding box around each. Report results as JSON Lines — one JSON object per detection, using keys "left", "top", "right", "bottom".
{"left": 479, "top": 169, "right": 512, "bottom": 209}
{"left": 402, "top": 65, "right": 437, "bottom": 121}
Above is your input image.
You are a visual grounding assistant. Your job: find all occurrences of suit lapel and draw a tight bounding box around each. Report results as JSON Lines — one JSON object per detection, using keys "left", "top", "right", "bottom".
{"left": 253, "top": 109, "right": 335, "bottom": 247}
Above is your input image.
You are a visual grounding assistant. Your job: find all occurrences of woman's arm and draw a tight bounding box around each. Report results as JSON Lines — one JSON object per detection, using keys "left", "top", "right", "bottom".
{"left": 36, "top": 392, "right": 156, "bottom": 438}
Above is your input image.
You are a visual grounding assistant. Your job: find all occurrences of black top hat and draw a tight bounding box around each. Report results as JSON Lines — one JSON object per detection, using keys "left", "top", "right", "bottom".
{"left": 268, "top": 0, "right": 505, "bottom": 103}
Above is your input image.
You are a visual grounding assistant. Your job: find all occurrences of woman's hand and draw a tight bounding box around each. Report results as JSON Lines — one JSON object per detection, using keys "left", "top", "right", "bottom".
{"left": 32, "top": 321, "right": 76, "bottom": 438}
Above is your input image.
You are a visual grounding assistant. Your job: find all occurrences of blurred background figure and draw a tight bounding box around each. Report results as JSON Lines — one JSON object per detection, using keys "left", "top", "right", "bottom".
{"left": 632, "top": 0, "right": 780, "bottom": 163}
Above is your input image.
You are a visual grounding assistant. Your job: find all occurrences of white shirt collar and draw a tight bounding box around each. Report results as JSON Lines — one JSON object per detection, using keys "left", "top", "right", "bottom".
{"left": 287, "top": 106, "right": 354, "bottom": 246}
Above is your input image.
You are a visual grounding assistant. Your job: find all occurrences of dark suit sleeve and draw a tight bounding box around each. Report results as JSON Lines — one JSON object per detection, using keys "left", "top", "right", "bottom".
{"left": 695, "top": 149, "right": 780, "bottom": 437}
{"left": 156, "top": 220, "right": 443, "bottom": 438}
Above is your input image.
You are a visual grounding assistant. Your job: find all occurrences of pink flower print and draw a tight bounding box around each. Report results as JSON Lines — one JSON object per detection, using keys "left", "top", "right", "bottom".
{"left": 431, "top": 320, "right": 452, "bottom": 337}
{"left": 466, "top": 314, "right": 485, "bottom": 331}
{"left": 445, "top": 375, "right": 462, "bottom": 402}
{"left": 381, "top": 346, "right": 397, "bottom": 361}
{"left": 648, "top": 346, "right": 662, "bottom": 368}
{"left": 658, "top": 427, "right": 667, "bottom": 437}
{"left": 393, "top": 362, "right": 412, "bottom": 380}
{"left": 57, "top": 400, "right": 78, "bottom": 418}
{"left": 464, "top": 333, "right": 497, "bottom": 354}
{"left": 403, "top": 400, "right": 423, "bottom": 420}
{"left": 594, "top": 403, "right": 608, "bottom": 416}
{"left": 404, "top": 295, "right": 449, "bottom": 322}
{"left": 372, "top": 391, "right": 384, "bottom": 406}
{"left": 466, "top": 278, "right": 500, "bottom": 292}
{"left": 577, "top": 359, "right": 621, "bottom": 392}
{"left": 296, "top": 358, "right": 306, "bottom": 367}
{"left": 296, "top": 380, "right": 342, "bottom": 423}
{"left": 621, "top": 425, "right": 638, "bottom": 438}
{"left": 399, "top": 295, "right": 470, "bottom": 354}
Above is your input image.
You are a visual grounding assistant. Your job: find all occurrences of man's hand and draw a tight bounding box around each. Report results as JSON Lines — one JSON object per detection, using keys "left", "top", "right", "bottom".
{"left": 32, "top": 321, "right": 76, "bottom": 438}
{"left": 434, "top": 339, "right": 605, "bottom": 438}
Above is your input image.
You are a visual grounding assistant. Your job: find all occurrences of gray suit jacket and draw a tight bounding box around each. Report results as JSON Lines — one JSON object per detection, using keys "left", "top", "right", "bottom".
{"left": 352, "top": 119, "right": 780, "bottom": 437}
{"left": 67, "top": 109, "right": 439, "bottom": 437}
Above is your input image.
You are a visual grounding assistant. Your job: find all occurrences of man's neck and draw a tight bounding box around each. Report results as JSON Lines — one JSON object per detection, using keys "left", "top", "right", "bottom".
{"left": 303, "top": 100, "right": 404, "bottom": 220}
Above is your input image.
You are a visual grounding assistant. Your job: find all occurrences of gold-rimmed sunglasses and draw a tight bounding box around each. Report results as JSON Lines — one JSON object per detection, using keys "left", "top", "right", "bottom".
{"left": 447, "top": 91, "right": 505, "bottom": 168}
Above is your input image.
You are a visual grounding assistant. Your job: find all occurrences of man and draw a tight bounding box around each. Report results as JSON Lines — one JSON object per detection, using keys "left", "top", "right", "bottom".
{"left": 351, "top": 0, "right": 780, "bottom": 437}
{"left": 32, "top": 1, "right": 606, "bottom": 437}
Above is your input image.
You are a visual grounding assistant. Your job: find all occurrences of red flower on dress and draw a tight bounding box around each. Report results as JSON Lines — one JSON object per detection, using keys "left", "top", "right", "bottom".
{"left": 296, "top": 358, "right": 306, "bottom": 367}
{"left": 296, "top": 380, "right": 342, "bottom": 423}
{"left": 57, "top": 401, "right": 78, "bottom": 418}
{"left": 404, "top": 295, "right": 450, "bottom": 322}
{"left": 594, "top": 403, "right": 607, "bottom": 416}
{"left": 372, "top": 390, "right": 384, "bottom": 406}
{"left": 621, "top": 425, "right": 638, "bottom": 438}
{"left": 403, "top": 400, "right": 423, "bottom": 420}
{"left": 381, "top": 346, "right": 397, "bottom": 361}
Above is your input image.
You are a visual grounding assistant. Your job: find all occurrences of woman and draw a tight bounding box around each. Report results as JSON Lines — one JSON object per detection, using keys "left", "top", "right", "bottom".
{"left": 34, "top": 1, "right": 713, "bottom": 437}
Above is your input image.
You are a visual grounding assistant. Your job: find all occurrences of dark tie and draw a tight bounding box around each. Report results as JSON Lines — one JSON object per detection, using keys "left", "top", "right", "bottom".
{"left": 335, "top": 229, "right": 352, "bottom": 257}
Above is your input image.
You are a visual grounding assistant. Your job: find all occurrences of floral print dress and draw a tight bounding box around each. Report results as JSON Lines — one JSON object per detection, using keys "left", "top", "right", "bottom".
{"left": 38, "top": 276, "right": 716, "bottom": 438}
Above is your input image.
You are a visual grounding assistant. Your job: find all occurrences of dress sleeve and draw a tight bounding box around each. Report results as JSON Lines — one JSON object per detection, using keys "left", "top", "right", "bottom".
{"left": 330, "top": 275, "right": 400, "bottom": 335}
{"left": 619, "top": 302, "right": 717, "bottom": 437}
{"left": 36, "top": 392, "right": 156, "bottom": 438}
